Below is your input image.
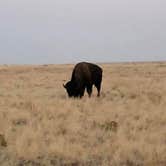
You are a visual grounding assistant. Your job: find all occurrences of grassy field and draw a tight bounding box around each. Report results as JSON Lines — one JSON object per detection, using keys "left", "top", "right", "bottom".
{"left": 0, "top": 62, "right": 166, "bottom": 166}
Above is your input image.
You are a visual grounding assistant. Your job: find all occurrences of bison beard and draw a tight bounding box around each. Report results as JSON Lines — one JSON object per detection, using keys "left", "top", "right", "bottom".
{"left": 63, "top": 62, "right": 103, "bottom": 98}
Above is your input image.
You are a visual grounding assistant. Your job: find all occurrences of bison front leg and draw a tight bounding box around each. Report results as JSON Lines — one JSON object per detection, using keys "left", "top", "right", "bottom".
{"left": 86, "top": 85, "right": 92, "bottom": 97}
{"left": 79, "top": 88, "right": 85, "bottom": 98}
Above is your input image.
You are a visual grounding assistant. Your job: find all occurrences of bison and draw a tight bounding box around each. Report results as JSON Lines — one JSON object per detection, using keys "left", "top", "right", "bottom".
{"left": 63, "top": 62, "right": 103, "bottom": 98}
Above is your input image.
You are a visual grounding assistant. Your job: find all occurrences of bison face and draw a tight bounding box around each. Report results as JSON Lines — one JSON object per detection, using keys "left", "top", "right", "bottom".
{"left": 63, "top": 81, "right": 77, "bottom": 97}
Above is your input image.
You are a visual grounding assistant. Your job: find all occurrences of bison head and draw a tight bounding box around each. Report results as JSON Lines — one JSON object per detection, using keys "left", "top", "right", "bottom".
{"left": 63, "top": 81, "right": 78, "bottom": 97}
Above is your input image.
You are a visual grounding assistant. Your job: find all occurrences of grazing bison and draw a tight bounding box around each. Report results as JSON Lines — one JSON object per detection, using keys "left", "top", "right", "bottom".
{"left": 63, "top": 62, "right": 103, "bottom": 98}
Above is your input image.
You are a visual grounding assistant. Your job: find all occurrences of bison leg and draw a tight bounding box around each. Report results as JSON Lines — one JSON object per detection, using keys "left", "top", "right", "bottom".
{"left": 86, "top": 85, "right": 92, "bottom": 97}
{"left": 95, "top": 83, "right": 101, "bottom": 97}
{"left": 79, "top": 87, "right": 85, "bottom": 98}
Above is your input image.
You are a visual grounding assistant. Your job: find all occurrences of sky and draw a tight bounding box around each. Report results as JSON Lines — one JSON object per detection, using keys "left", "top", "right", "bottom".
{"left": 0, "top": 0, "right": 166, "bottom": 64}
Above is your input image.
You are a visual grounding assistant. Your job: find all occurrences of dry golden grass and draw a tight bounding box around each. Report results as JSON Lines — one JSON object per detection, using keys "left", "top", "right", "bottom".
{"left": 0, "top": 62, "right": 166, "bottom": 165}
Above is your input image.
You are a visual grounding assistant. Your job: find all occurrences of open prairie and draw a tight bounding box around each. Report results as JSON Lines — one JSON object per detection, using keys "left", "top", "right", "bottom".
{"left": 0, "top": 62, "right": 166, "bottom": 166}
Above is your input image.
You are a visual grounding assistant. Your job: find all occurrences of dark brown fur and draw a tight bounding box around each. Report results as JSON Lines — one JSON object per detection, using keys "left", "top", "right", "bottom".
{"left": 63, "top": 62, "right": 103, "bottom": 98}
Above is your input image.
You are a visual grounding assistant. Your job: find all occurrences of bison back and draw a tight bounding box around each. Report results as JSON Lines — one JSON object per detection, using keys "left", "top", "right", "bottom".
{"left": 71, "top": 62, "right": 102, "bottom": 85}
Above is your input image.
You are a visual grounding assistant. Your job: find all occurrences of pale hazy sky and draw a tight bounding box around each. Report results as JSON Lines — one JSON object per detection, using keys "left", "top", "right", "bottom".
{"left": 0, "top": 0, "right": 166, "bottom": 64}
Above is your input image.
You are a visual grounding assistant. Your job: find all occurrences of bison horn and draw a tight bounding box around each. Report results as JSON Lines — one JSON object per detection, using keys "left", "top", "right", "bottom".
{"left": 63, "top": 84, "right": 66, "bottom": 88}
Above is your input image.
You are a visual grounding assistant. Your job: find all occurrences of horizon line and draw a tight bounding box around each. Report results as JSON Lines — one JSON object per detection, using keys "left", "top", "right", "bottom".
{"left": 0, "top": 59, "right": 166, "bottom": 66}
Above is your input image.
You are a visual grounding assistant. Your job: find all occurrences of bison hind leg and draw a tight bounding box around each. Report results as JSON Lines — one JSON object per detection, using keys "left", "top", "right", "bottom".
{"left": 95, "top": 83, "right": 101, "bottom": 97}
